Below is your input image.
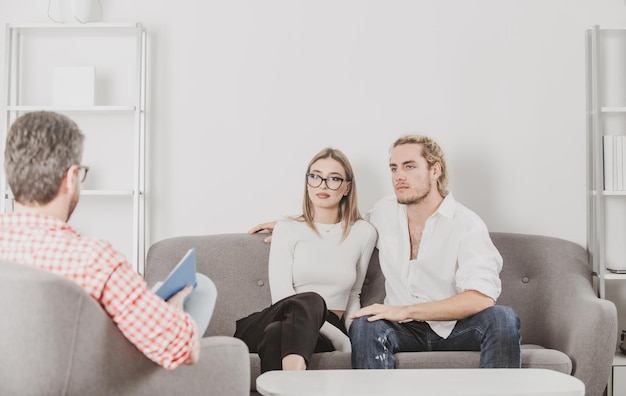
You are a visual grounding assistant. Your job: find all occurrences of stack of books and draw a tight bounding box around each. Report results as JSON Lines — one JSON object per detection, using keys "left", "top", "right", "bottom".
{"left": 603, "top": 135, "right": 626, "bottom": 191}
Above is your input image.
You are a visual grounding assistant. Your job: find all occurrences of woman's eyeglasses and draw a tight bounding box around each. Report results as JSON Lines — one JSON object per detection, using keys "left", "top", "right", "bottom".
{"left": 306, "top": 173, "right": 348, "bottom": 191}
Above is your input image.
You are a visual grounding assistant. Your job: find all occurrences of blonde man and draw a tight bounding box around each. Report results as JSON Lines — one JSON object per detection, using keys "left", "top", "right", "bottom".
{"left": 349, "top": 135, "right": 521, "bottom": 369}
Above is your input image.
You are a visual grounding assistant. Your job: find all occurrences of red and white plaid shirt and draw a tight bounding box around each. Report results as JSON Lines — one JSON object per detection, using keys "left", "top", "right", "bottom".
{"left": 0, "top": 212, "right": 198, "bottom": 370}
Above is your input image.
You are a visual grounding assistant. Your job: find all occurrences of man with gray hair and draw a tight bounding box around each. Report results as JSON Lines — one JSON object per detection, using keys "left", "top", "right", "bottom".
{"left": 0, "top": 111, "right": 202, "bottom": 370}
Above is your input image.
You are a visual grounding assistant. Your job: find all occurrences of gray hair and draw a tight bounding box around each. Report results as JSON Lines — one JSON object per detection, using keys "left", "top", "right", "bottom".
{"left": 4, "top": 111, "right": 84, "bottom": 205}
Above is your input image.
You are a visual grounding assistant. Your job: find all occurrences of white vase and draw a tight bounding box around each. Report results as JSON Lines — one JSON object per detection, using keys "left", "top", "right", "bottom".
{"left": 47, "top": 0, "right": 101, "bottom": 23}
{"left": 73, "top": 0, "right": 100, "bottom": 23}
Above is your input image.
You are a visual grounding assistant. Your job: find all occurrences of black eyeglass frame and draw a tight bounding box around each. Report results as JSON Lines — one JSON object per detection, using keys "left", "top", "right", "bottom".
{"left": 305, "top": 173, "right": 350, "bottom": 191}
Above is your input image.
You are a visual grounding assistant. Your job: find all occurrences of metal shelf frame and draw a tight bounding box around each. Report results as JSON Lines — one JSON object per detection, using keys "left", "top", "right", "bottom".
{"left": 587, "top": 25, "right": 606, "bottom": 298}
{"left": 586, "top": 24, "right": 626, "bottom": 299}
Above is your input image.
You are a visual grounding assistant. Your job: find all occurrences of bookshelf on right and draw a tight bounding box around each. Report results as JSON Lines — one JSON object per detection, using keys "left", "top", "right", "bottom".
{"left": 586, "top": 25, "right": 626, "bottom": 396}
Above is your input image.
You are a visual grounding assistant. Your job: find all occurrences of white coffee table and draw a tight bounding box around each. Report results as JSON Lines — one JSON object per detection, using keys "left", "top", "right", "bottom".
{"left": 256, "top": 368, "right": 585, "bottom": 396}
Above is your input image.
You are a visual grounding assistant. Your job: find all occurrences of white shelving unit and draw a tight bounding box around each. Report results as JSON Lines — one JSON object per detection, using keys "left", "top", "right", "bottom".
{"left": 1, "top": 23, "right": 147, "bottom": 274}
{"left": 586, "top": 25, "right": 626, "bottom": 396}
{"left": 586, "top": 25, "right": 626, "bottom": 296}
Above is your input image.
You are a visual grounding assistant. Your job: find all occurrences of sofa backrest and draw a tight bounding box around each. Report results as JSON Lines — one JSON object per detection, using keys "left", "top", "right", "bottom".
{"left": 491, "top": 232, "right": 593, "bottom": 346}
{"left": 145, "top": 233, "right": 385, "bottom": 338}
{"left": 146, "top": 233, "right": 286, "bottom": 338}
{"left": 145, "top": 232, "right": 593, "bottom": 344}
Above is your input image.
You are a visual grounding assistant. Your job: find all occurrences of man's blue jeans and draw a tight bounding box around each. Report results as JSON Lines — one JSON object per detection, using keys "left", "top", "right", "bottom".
{"left": 349, "top": 305, "right": 521, "bottom": 369}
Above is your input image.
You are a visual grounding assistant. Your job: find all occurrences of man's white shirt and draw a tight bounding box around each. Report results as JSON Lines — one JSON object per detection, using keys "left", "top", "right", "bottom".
{"left": 367, "top": 193, "right": 502, "bottom": 338}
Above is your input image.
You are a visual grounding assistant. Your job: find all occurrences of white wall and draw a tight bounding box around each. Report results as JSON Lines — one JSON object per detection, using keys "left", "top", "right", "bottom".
{"left": 108, "top": 0, "right": 625, "bottom": 248}
{"left": 2, "top": 0, "right": 626, "bottom": 323}
{"left": 2, "top": 0, "right": 624, "bottom": 245}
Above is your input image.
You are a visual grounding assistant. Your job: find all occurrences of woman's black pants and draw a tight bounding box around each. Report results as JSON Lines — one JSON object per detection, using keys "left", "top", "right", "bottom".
{"left": 234, "top": 291, "right": 346, "bottom": 373}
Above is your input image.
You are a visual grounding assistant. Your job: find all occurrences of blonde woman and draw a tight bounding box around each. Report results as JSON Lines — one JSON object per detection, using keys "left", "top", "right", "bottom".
{"left": 235, "top": 147, "right": 377, "bottom": 373}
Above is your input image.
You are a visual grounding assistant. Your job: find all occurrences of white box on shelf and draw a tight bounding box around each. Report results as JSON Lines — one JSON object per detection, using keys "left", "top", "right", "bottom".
{"left": 53, "top": 66, "right": 95, "bottom": 106}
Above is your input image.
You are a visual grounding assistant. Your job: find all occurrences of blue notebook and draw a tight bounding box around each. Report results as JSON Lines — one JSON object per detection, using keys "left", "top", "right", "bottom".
{"left": 152, "top": 248, "right": 198, "bottom": 301}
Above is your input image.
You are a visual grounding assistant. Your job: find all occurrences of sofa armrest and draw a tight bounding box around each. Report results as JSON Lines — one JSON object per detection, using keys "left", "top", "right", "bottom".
{"left": 545, "top": 292, "right": 617, "bottom": 396}
{"left": 493, "top": 232, "right": 618, "bottom": 396}
{"left": 125, "top": 336, "right": 251, "bottom": 396}
{"left": 1, "top": 260, "right": 251, "bottom": 396}
{"left": 190, "top": 336, "right": 251, "bottom": 396}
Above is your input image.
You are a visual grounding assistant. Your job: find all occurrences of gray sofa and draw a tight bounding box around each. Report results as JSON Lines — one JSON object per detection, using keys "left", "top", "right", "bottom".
{"left": 0, "top": 260, "right": 250, "bottom": 396}
{"left": 145, "top": 232, "right": 618, "bottom": 396}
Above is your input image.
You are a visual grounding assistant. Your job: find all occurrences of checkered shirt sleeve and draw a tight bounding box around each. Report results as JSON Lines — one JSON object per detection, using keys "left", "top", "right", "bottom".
{"left": 0, "top": 213, "right": 198, "bottom": 370}
{"left": 99, "top": 253, "right": 199, "bottom": 370}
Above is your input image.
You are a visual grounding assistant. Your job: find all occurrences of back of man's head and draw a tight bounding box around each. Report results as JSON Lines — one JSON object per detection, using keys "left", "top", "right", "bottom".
{"left": 4, "top": 111, "right": 84, "bottom": 205}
